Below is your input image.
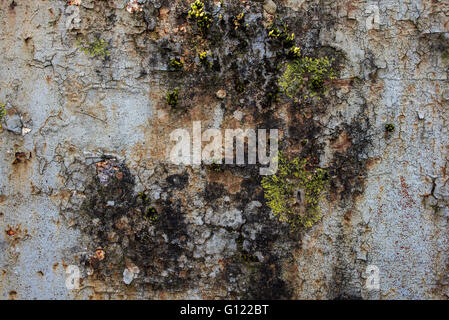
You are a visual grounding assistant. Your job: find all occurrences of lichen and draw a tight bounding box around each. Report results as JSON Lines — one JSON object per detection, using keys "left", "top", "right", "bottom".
{"left": 169, "top": 58, "right": 184, "bottom": 71}
{"left": 76, "top": 38, "right": 110, "bottom": 59}
{"left": 0, "top": 103, "right": 6, "bottom": 128}
{"left": 198, "top": 51, "right": 212, "bottom": 67}
{"left": 139, "top": 192, "right": 150, "bottom": 204}
{"left": 267, "top": 25, "right": 295, "bottom": 47}
{"left": 144, "top": 206, "right": 159, "bottom": 224}
{"left": 279, "top": 56, "right": 336, "bottom": 100}
{"left": 188, "top": 0, "right": 212, "bottom": 36}
{"left": 286, "top": 46, "right": 301, "bottom": 59}
{"left": 208, "top": 162, "right": 222, "bottom": 172}
{"left": 233, "top": 12, "right": 247, "bottom": 31}
{"left": 166, "top": 88, "right": 179, "bottom": 108}
{"left": 261, "top": 153, "right": 329, "bottom": 230}
{"left": 385, "top": 123, "right": 395, "bottom": 132}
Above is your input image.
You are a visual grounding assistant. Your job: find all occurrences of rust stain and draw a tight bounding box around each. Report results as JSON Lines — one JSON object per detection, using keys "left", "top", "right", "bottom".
{"left": 12, "top": 152, "right": 31, "bottom": 165}
{"left": 5, "top": 226, "right": 16, "bottom": 236}
{"left": 343, "top": 210, "right": 352, "bottom": 222}
{"left": 8, "top": 290, "right": 17, "bottom": 300}
{"left": 400, "top": 176, "right": 416, "bottom": 209}
{"left": 95, "top": 247, "right": 105, "bottom": 261}
{"left": 207, "top": 170, "right": 244, "bottom": 194}
{"left": 365, "top": 157, "right": 381, "bottom": 169}
{"left": 331, "top": 131, "right": 352, "bottom": 153}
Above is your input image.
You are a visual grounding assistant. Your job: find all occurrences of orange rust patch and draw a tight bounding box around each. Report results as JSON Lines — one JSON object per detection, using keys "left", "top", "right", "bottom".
{"left": 5, "top": 227, "right": 15, "bottom": 236}
{"left": 8, "top": 290, "right": 17, "bottom": 300}
{"left": 218, "top": 259, "right": 226, "bottom": 272}
{"left": 12, "top": 152, "right": 31, "bottom": 165}
{"left": 366, "top": 157, "right": 381, "bottom": 169}
{"left": 331, "top": 131, "right": 352, "bottom": 153}
{"left": 179, "top": 269, "right": 187, "bottom": 279}
{"left": 50, "top": 190, "right": 72, "bottom": 204}
{"left": 207, "top": 171, "right": 244, "bottom": 194}
{"left": 130, "top": 141, "right": 151, "bottom": 163}
{"left": 159, "top": 6, "right": 170, "bottom": 21}
{"left": 95, "top": 248, "right": 105, "bottom": 261}
{"left": 400, "top": 176, "right": 416, "bottom": 209}
{"left": 115, "top": 216, "right": 131, "bottom": 233}
{"left": 332, "top": 79, "right": 353, "bottom": 91}
{"left": 343, "top": 210, "right": 353, "bottom": 222}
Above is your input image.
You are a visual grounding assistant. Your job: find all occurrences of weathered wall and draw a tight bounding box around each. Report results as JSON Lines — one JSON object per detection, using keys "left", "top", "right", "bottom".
{"left": 0, "top": 0, "right": 448, "bottom": 300}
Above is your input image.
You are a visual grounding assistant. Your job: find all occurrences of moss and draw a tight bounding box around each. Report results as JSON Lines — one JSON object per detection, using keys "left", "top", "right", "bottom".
{"left": 166, "top": 88, "right": 179, "bottom": 108}
{"left": 261, "top": 153, "right": 329, "bottom": 230}
{"left": 279, "top": 56, "right": 336, "bottom": 100}
{"left": 385, "top": 123, "right": 395, "bottom": 132}
{"left": 76, "top": 38, "right": 110, "bottom": 59}
{"left": 169, "top": 58, "right": 184, "bottom": 71}
{"left": 0, "top": 103, "right": 6, "bottom": 129}
{"left": 138, "top": 192, "right": 150, "bottom": 204}
{"left": 188, "top": 0, "right": 212, "bottom": 36}
{"left": 233, "top": 12, "right": 248, "bottom": 31}
{"left": 265, "top": 89, "right": 280, "bottom": 105}
{"left": 235, "top": 81, "right": 246, "bottom": 94}
{"left": 198, "top": 51, "right": 212, "bottom": 67}
{"left": 286, "top": 46, "right": 301, "bottom": 59}
{"left": 208, "top": 162, "right": 222, "bottom": 172}
{"left": 267, "top": 25, "right": 295, "bottom": 47}
{"left": 144, "top": 206, "right": 159, "bottom": 224}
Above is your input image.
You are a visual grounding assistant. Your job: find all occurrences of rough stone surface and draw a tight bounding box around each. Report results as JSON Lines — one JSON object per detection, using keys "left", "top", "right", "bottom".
{"left": 0, "top": 0, "right": 449, "bottom": 300}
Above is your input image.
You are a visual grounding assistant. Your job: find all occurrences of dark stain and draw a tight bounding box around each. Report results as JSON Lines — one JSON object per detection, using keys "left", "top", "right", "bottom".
{"left": 166, "top": 173, "right": 189, "bottom": 190}
{"left": 80, "top": 160, "right": 191, "bottom": 291}
{"left": 204, "top": 182, "right": 226, "bottom": 202}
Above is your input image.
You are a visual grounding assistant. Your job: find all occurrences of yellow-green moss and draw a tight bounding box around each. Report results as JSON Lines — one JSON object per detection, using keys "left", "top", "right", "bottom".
{"left": 169, "top": 58, "right": 184, "bottom": 71}
{"left": 139, "top": 192, "right": 150, "bottom": 204}
{"left": 188, "top": 0, "right": 212, "bottom": 35}
{"left": 0, "top": 103, "right": 6, "bottom": 129}
{"left": 267, "top": 25, "right": 295, "bottom": 46}
{"left": 279, "top": 56, "right": 336, "bottom": 100}
{"left": 166, "top": 88, "right": 179, "bottom": 108}
{"left": 261, "top": 153, "right": 328, "bottom": 230}
{"left": 287, "top": 46, "right": 301, "bottom": 59}
{"left": 76, "top": 39, "right": 110, "bottom": 59}
{"left": 144, "top": 206, "right": 159, "bottom": 224}
{"left": 385, "top": 123, "right": 395, "bottom": 132}
{"left": 198, "top": 51, "right": 212, "bottom": 67}
{"left": 233, "top": 12, "right": 248, "bottom": 30}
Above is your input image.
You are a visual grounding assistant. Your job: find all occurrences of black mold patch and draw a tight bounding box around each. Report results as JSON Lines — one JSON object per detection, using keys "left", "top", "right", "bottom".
{"left": 80, "top": 160, "right": 192, "bottom": 290}
{"left": 204, "top": 182, "right": 226, "bottom": 202}
{"left": 247, "top": 258, "right": 292, "bottom": 299}
{"left": 328, "top": 110, "right": 372, "bottom": 204}
{"left": 231, "top": 215, "right": 295, "bottom": 299}
{"left": 166, "top": 173, "right": 189, "bottom": 190}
